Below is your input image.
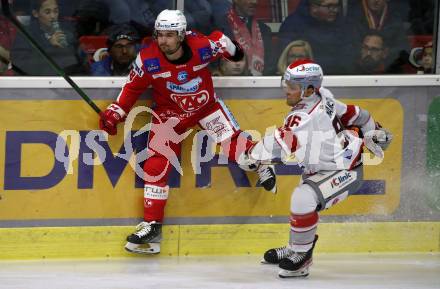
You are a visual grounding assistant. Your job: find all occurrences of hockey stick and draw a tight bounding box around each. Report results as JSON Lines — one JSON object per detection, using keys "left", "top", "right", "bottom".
{"left": 1, "top": 0, "right": 101, "bottom": 114}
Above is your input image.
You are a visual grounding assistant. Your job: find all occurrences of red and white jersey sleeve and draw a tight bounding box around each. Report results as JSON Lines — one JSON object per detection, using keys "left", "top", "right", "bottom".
{"left": 115, "top": 53, "right": 152, "bottom": 113}
{"left": 206, "top": 31, "right": 238, "bottom": 59}
{"left": 319, "top": 87, "right": 376, "bottom": 133}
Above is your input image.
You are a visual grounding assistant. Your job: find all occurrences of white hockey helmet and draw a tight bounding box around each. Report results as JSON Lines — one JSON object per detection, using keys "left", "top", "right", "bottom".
{"left": 154, "top": 9, "right": 187, "bottom": 40}
{"left": 283, "top": 59, "right": 323, "bottom": 98}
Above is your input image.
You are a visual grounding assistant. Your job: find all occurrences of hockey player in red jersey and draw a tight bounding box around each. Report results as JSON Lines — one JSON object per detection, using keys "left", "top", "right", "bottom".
{"left": 99, "top": 10, "right": 276, "bottom": 254}
{"left": 238, "top": 59, "right": 392, "bottom": 277}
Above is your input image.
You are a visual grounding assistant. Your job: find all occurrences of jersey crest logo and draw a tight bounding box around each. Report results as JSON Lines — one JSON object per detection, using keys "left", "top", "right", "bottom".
{"left": 198, "top": 47, "right": 212, "bottom": 63}
{"left": 144, "top": 58, "right": 161, "bottom": 73}
{"left": 170, "top": 90, "right": 209, "bottom": 112}
{"left": 177, "top": 71, "right": 188, "bottom": 83}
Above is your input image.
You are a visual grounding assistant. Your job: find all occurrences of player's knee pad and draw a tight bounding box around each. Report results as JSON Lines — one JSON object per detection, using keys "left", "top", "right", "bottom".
{"left": 302, "top": 166, "right": 363, "bottom": 211}
{"left": 291, "top": 184, "right": 320, "bottom": 215}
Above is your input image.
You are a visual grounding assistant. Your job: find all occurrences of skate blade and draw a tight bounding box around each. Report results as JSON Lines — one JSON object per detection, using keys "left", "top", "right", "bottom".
{"left": 278, "top": 267, "right": 309, "bottom": 278}
{"left": 125, "top": 242, "right": 160, "bottom": 254}
{"left": 270, "top": 186, "right": 277, "bottom": 194}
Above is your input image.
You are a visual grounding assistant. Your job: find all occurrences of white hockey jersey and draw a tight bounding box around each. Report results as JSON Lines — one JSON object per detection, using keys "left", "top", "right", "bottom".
{"left": 255, "top": 88, "right": 365, "bottom": 174}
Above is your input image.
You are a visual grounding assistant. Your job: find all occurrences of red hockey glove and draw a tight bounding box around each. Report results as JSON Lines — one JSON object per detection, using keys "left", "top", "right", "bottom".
{"left": 99, "top": 102, "right": 126, "bottom": 135}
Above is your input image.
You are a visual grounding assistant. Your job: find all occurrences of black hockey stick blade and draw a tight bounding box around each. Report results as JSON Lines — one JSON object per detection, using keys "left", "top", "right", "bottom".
{"left": 1, "top": 0, "right": 102, "bottom": 114}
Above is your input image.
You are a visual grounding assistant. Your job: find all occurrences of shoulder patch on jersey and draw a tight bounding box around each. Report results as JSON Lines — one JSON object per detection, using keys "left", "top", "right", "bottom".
{"left": 132, "top": 54, "right": 144, "bottom": 77}
{"left": 143, "top": 58, "right": 161, "bottom": 73}
{"left": 152, "top": 71, "right": 171, "bottom": 79}
{"left": 325, "top": 97, "right": 336, "bottom": 117}
{"left": 198, "top": 46, "right": 212, "bottom": 63}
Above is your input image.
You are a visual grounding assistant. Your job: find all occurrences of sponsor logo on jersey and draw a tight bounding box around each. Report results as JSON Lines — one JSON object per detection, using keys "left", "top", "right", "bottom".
{"left": 343, "top": 148, "right": 353, "bottom": 160}
{"left": 170, "top": 90, "right": 209, "bottom": 112}
{"left": 193, "top": 63, "right": 209, "bottom": 72}
{"left": 152, "top": 71, "right": 171, "bottom": 79}
{"left": 330, "top": 171, "right": 353, "bottom": 189}
{"left": 166, "top": 77, "right": 202, "bottom": 93}
{"left": 144, "top": 58, "right": 161, "bottom": 73}
{"left": 177, "top": 71, "right": 188, "bottom": 83}
{"left": 198, "top": 46, "right": 212, "bottom": 63}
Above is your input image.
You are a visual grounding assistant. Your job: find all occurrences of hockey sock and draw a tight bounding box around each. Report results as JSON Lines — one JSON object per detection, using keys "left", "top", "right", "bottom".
{"left": 289, "top": 211, "right": 319, "bottom": 252}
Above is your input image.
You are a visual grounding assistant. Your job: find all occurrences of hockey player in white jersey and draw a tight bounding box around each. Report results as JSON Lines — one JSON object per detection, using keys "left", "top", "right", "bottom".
{"left": 238, "top": 59, "right": 392, "bottom": 278}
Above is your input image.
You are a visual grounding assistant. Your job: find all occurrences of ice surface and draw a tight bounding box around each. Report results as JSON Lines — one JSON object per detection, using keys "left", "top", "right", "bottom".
{"left": 0, "top": 253, "right": 439, "bottom": 289}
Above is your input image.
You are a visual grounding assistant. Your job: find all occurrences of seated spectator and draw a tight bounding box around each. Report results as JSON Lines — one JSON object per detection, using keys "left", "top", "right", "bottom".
{"left": 348, "top": 0, "right": 411, "bottom": 72}
{"left": 278, "top": 0, "right": 354, "bottom": 74}
{"left": 409, "top": 41, "right": 433, "bottom": 74}
{"left": 212, "top": 56, "right": 249, "bottom": 76}
{"left": 349, "top": 30, "right": 402, "bottom": 74}
{"left": 11, "top": 0, "right": 84, "bottom": 75}
{"left": 212, "top": 0, "right": 275, "bottom": 76}
{"left": 277, "top": 39, "right": 314, "bottom": 75}
{"left": 0, "top": 45, "right": 11, "bottom": 75}
{"left": 90, "top": 24, "right": 139, "bottom": 76}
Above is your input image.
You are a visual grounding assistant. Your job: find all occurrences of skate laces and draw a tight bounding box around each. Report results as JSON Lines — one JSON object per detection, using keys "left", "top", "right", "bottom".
{"left": 257, "top": 165, "right": 274, "bottom": 182}
{"left": 286, "top": 251, "right": 307, "bottom": 263}
{"left": 135, "top": 222, "right": 152, "bottom": 237}
{"left": 275, "top": 246, "right": 293, "bottom": 259}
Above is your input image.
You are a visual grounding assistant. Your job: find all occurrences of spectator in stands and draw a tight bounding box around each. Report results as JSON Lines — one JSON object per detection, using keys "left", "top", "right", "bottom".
{"left": 11, "top": 0, "right": 84, "bottom": 75}
{"left": 212, "top": 0, "right": 275, "bottom": 76}
{"left": 212, "top": 56, "right": 249, "bottom": 76}
{"left": 278, "top": 0, "right": 353, "bottom": 74}
{"left": 419, "top": 42, "right": 433, "bottom": 74}
{"left": 409, "top": 41, "right": 433, "bottom": 74}
{"left": 349, "top": 30, "right": 402, "bottom": 74}
{"left": 0, "top": 15, "right": 17, "bottom": 75}
{"left": 0, "top": 45, "right": 10, "bottom": 75}
{"left": 277, "top": 39, "right": 314, "bottom": 75}
{"left": 348, "top": 0, "right": 411, "bottom": 73}
{"left": 90, "top": 24, "right": 139, "bottom": 76}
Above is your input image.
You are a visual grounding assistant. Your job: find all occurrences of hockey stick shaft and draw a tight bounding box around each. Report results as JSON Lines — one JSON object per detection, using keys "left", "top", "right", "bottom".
{"left": 1, "top": 0, "right": 101, "bottom": 114}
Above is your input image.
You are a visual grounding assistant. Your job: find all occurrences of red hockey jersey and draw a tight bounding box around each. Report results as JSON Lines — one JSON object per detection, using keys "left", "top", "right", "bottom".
{"left": 115, "top": 31, "right": 234, "bottom": 118}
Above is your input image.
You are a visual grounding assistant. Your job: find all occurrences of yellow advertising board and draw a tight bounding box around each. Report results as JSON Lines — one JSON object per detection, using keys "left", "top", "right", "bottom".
{"left": 0, "top": 98, "right": 403, "bottom": 221}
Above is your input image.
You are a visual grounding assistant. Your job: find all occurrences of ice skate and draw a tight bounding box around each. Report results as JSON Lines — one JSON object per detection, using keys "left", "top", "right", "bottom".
{"left": 124, "top": 221, "right": 162, "bottom": 254}
{"left": 257, "top": 165, "right": 277, "bottom": 193}
{"left": 261, "top": 245, "right": 293, "bottom": 264}
{"left": 278, "top": 235, "right": 318, "bottom": 278}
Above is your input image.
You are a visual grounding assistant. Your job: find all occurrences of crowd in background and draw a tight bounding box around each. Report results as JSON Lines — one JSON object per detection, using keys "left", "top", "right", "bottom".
{"left": 0, "top": 0, "right": 436, "bottom": 76}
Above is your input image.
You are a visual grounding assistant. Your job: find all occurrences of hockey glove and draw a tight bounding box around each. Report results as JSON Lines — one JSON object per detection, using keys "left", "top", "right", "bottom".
{"left": 99, "top": 102, "right": 126, "bottom": 135}
{"left": 363, "top": 123, "right": 392, "bottom": 158}
{"left": 373, "top": 122, "right": 393, "bottom": 151}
